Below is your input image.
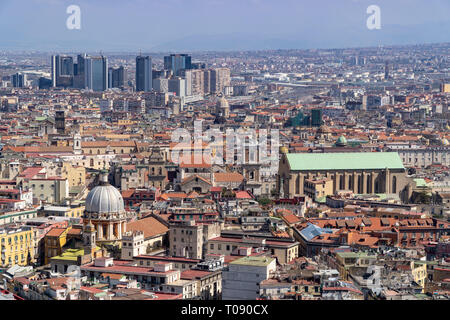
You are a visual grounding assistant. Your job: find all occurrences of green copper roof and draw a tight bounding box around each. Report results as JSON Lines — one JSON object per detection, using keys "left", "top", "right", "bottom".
{"left": 336, "top": 135, "right": 347, "bottom": 146}
{"left": 286, "top": 152, "right": 404, "bottom": 171}
{"left": 414, "top": 178, "right": 428, "bottom": 188}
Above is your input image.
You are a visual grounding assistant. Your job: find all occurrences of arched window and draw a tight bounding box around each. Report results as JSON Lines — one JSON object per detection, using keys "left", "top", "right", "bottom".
{"left": 392, "top": 176, "right": 397, "bottom": 193}
{"left": 348, "top": 175, "right": 353, "bottom": 190}
{"left": 367, "top": 175, "right": 371, "bottom": 193}
{"left": 339, "top": 175, "right": 344, "bottom": 190}
{"left": 357, "top": 175, "right": 362, "bottom": 194}
{"left": 295, "top": 175, "right": 300, "bottom": 194}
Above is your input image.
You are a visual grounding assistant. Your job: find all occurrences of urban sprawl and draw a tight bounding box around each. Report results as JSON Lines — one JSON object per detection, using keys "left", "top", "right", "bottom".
{"left": 0, "top": 44, "right": 449, "bottom": 301}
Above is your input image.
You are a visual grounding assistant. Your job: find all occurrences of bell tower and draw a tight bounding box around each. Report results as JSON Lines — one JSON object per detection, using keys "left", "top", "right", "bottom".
{"left": 73, "top": 132, "right": 82, "bottom": 155}
{"left": 83, "top": 222, "right": 97, "bottom": 257}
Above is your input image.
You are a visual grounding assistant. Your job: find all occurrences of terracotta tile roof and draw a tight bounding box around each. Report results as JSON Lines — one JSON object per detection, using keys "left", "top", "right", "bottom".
{"left": 282, "top": 214, "right": 301, "bottom": 225}
{"left": 121, "top": 189, "right": 135, "bottom": 198}
{"left": 235, "top": 191, "right": 253, "bottom": 199}
{"left": 46, "top": 227, "right": 67, "bottom": 237}
{"left": 159, "top": 192, "right": 187, "bottom": 200}
{"left": 80, "top": 286, "right": 106, "bottom": 294}
{"left": 126, "top": 216, "right": 169, "bottom": 239}
{"left": 18, "top": 167, "right": 45, "bottom": 179}
{"left": 43, "top": 277, "right": 71, "bottom": 286}
{"left": 186, "top": 191, "right": 200, "bottom": 199}
{"left": 9, "top": 146, "right": 72, "bottom": 153}
{"left": 101, "top": 273, "right": 125, "bottom": 280}
{"left": 213, "top": 172, "right": 244, "bottom": 183}
{"left": 178, "top": 155, "right": 212, "bottom": 168}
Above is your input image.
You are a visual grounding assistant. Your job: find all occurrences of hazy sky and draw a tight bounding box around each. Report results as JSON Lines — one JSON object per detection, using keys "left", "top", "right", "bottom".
{"left": 1, "top": 0, "right": 449, "bottom": 51}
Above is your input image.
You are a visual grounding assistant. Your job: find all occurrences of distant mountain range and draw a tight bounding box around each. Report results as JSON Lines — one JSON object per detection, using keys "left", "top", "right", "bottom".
{"left": 1, "top": 21, "right": 449, "bottom": 52}
{"left": 149, "top": 21, "right": 450, "bottom": 52}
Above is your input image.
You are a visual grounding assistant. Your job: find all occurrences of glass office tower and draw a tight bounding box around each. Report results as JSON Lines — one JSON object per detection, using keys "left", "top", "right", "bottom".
{"left": 163, "top": 54, "right": 192, "bottom": 76}
{"left": 136, "top": 56, "right": 152, "bottom": 92}
{"left": 51, "top": 55, "right": 74, "bottom": 88}
{"left": 85, "top": 56, "right": 108, "bottom": 92}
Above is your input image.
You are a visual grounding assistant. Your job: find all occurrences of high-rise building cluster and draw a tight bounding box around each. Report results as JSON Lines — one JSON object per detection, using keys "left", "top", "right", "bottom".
{"left": 52, "top": 54, "right": 110, "bottom": 91}
{"left": 48, "top": 53, "right": 231, "bottom": 99}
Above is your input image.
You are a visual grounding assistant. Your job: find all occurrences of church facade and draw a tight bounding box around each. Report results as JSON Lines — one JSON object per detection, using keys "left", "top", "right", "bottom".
{"left": 278, "top": 152, "right": 413, "bottom": 202}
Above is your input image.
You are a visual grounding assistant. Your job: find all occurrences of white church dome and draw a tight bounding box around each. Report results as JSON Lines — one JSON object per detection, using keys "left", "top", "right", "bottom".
{"left": 85, "top": 173, "right": 124, "bottom": 214}
{"left": 217, "top": 96, "right": 229, "bottom": 108}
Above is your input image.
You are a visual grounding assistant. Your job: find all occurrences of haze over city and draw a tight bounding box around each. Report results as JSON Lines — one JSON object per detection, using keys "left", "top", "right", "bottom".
{"left": 1, "top": 0, "right": 450, "bottom": 51}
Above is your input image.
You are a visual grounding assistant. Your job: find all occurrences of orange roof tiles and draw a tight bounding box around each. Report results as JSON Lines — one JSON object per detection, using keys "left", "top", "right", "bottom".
{"left": 282, "top": 214, "right": 301, "bottom": 225}
{"left": 213, "top": 172, "right": 244, "bottom": 183}
{"left": 126, "top": 216, "right": 169, "bottom": 239}
{"left": 45, "top": 228, "right": 67, "bottom": 237}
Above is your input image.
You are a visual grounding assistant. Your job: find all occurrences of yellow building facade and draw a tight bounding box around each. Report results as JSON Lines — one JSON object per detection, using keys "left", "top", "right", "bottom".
{"left": 0, "top": 226, "right": 36, "bottom": 268}
{"left": 61, "top": 162, "right": 86, "bottom": 188}
{"left": 44, "top": 227, "right": 71, "bottom": 265}
{"left": 411, "top": 261, "right": 427, "bottom": 292}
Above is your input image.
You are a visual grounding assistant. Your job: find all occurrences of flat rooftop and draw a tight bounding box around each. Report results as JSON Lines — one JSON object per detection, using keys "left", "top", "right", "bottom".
{"left": 229, "top": 256, "right": 275, "bottom": 267}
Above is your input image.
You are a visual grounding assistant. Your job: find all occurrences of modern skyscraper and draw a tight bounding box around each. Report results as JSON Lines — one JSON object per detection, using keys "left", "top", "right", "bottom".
{"left": 164, "top": 54, "right": 192, "bottom": 76}
{"left": 38, "top": 77, "right": 52, "bottom": 90}
{"left": 73, "top": 54, "right": 87, "bottom": 89}
{"left": 108, "top": 68, "right": 113, "bottom": 89}
{"left": 51, "top": 55, "right": 74, "bottom": 88}
{"left": 11, "top": 73, "right": 26, "bottom": 88}
{"left": 108, "top": 66, "right": 127, "bottom": 89}
{"left": 136, "top": 56, "right": 152, "bottom": 92}
{"left": 85, "top": 56, "right": 108, "bottom": 92}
